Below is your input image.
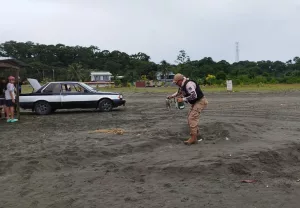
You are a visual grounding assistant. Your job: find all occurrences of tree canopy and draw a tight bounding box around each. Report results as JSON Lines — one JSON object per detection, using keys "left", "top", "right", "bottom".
{"left": 1, "top": 40, "right": 300, "bottom": 85}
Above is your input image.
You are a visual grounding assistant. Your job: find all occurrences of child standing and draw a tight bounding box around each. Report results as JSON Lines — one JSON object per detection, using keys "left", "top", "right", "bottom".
{"left": 5, "top": 76, "right": 18, "bottom": 123}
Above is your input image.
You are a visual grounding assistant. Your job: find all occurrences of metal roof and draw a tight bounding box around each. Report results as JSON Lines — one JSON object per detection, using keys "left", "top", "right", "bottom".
{"left": 91, "top": 71, "right": 112, "bottom": 75}
{"left": 0, "top": 57, "right": 11, "bottom": 61}
{"left": 0, "top": 57, "right": 27, "bottom": 67}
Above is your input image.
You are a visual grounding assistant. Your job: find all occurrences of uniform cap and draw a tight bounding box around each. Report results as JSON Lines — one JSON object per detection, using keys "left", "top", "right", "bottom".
{"left": 173, "top": 73, "right": 184, "bottom": 83}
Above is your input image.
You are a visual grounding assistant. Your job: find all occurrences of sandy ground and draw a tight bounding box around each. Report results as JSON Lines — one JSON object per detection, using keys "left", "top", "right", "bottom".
{"left": 1, "top": 91, "right": 300, "bottom": 208}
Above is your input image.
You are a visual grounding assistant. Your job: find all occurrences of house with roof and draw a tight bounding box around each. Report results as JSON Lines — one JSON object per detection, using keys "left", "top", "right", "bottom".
{"left": 90, "top": 71, "right": 112, "bottom": 82}
{"left": 156, "top": 71, "right": 175, "bottom": 82}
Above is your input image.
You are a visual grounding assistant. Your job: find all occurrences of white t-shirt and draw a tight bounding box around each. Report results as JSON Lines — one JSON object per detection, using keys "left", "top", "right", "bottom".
{"left": 5, "top": 83, "right": 15, "bottom": 100}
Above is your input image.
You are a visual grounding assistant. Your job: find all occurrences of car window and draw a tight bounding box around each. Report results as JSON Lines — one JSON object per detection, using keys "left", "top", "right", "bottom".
{"left": 43, "top": 83, "right": 61, "bottom": 93}
{"left": 52, "top": 84, "right": 61, "bottom": 93}
{"left": 79, "top": 83, "right": 95, "bottom": 91}
{"left": 61, "top": 83, "right": 86, "bottom": 93}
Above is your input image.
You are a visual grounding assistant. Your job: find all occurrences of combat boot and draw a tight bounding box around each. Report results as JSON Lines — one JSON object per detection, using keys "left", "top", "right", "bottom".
{"left": 184, "top": 134, "right": 198, "bottom": 145}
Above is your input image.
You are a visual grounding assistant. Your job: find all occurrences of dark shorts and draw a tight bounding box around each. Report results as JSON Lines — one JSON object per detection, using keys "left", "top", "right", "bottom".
{"left": 5, "top": 99, "right": 14, "bottom": 107}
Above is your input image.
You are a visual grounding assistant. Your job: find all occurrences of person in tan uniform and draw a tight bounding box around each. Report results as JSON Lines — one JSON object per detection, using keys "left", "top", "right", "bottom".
{"left": 168, "top": 73, "right": 208, "bottom": 145}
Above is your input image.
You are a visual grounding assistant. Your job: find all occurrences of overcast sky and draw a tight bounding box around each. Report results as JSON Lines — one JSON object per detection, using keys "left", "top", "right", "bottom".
{"left": 1, "top": 0, "right": 300, "bottom": 63}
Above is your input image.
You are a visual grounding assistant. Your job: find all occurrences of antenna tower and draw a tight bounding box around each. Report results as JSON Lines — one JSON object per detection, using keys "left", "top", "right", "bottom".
{"left": 235, "top": 42, "right": 239, "bottom": 62}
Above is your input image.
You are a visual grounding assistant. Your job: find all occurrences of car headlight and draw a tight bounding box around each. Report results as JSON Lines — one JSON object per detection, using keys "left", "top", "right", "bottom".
{"left": 119, "top": 94, "right": 123, "bottom": 99}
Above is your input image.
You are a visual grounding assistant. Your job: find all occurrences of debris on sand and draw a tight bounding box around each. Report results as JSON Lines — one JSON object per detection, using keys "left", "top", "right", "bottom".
{"left": 181, "top": 197, "right": 189, "bottom": 202}
{"left": 241, "top": 180, "right": 257, "bottom": 183}
{"left": 296, "top": 179, "right": 300, "bottom": 182}
{"left": 88, "top": 128, "right": 125, "bottom": 135}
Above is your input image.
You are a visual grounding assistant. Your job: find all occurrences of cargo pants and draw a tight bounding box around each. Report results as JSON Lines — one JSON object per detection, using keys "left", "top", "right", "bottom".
{"left": 187, "top": 97, "right": 208, "bottom": 136}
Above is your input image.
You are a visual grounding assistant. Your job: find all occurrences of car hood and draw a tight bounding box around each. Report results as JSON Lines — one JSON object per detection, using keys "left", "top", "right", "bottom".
{"left": 94, "top": 91, "right": 119, "bottom": 95}
{"left": 27, "top": 78, "right": 42, "bottom": 92}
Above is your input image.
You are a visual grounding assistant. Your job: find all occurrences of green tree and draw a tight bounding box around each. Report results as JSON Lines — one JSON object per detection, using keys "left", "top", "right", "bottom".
{"left": 2, "top": 40, "right": 300, "bottom": 84}
{"left": 216, "top": 71, "right": 227, "bottom": 80}
{"left": 67, "top": 63, "right": 84, "bottom": 81}
{"left": 176, "top": 50, "right": 190, "bottom": 64}
{"left": 159, "top": 60, "right": 171, "bottom": 82}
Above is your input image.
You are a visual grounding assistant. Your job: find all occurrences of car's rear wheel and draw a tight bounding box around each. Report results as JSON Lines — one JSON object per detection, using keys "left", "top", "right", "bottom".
{"left": 34, "top": 101, "right": 52, "bottom": 115}
{"left": 98, "top": 99, "right": 113, "bottom": 112}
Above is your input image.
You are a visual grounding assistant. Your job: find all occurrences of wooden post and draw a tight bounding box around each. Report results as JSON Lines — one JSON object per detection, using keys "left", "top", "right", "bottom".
{"left": 16, "top": 68, "right": 20, "bottom": 120}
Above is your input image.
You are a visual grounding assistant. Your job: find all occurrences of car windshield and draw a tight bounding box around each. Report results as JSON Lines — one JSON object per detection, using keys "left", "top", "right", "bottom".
{"left": 79, "top": 83, "right": 97, "bottom": 92}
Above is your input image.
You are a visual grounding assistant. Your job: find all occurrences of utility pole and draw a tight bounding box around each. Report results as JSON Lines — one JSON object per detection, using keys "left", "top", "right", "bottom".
{"left": 52, "top": 69, "right": 55, "bottom": 81}
{"left": 235, "top": 42, "right": 239, "bottom": 62}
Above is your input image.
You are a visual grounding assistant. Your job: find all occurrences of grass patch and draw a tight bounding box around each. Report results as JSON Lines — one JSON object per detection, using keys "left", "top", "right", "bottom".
{"left": 21, "top": 84, "right": 300, "bottom": 94}
{"left": 22, "top": 85, "right": 34, "bottom": 93}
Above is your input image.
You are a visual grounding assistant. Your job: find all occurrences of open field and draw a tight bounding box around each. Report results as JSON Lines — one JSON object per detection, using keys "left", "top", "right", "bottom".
{"left": 1, "top": 91, "right": 300, "bottom": 207}
{"left": 21, "top": 83, "right": 300, "bottom": 94}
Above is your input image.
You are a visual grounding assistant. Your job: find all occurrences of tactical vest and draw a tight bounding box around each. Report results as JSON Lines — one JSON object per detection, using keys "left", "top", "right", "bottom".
{"left": 181, "top": 80, "right": 204, "bottom": 104}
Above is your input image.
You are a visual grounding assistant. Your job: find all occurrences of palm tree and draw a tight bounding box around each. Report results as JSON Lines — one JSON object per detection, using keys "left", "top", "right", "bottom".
{"left": 67, "top": 63, "right": 84, "bottom": 81}
{"left": 160, "top": 60, "right": 171, "bottom": 83}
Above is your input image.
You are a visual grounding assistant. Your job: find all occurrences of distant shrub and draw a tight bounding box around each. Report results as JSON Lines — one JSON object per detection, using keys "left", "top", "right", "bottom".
{"left": 196, "top": 78, "right": 204, "bottom": 85}
{"left": 205, "top": 74, "right": 216, "bottom": 85}
{"left": 257, "top": 82, "right": 264, "bottom": 87}
{"left": 253, "top": 76, "right": 267, "bottom": 84}
{"left": 268, "top": 78, "right": 278, "bottom": 84}
{"left": 114, "top": 79, "right": 121, "bottom": 87}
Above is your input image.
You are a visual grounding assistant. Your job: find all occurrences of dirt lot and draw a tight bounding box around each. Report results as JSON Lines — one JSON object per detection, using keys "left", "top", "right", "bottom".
{"left": 1, "top": 91, "right": 300, "bottom": 208}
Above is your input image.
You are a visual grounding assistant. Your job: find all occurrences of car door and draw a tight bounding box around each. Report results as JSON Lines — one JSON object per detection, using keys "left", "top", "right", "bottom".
{"left": 40, "top": 83, "right": 62, "bottom": 109}
{"left": 60, "top": 83, "right": 93, "bottom": 109}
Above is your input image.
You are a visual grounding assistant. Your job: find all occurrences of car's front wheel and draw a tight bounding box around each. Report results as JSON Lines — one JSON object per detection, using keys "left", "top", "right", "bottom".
{"left": 34, "top": 101, "right": 52, "bottom": 115}
{"left": 98, "top": 99, "right": 113, "bottom": 112}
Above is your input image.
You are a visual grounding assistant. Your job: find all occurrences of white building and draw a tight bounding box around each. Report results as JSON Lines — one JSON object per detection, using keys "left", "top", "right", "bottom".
{"left": 91, "top": 71, "right": 112, "bottom": 82}
{"left": 156, "top": 71, "right": 175, "bottom": 81}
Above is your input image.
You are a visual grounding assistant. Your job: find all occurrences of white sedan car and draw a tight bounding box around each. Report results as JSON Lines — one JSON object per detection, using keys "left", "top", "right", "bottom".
{"left": 20, "top": 79, "right": 126, "bottom": 115}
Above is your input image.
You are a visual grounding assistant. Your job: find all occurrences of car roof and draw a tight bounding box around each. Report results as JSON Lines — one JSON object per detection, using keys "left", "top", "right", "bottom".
{"left": 49, "top": 81, "right": 81, "bottom": 84}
